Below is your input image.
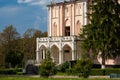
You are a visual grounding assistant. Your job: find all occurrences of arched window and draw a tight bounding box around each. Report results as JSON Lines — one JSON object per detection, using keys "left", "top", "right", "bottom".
{"left": 52, "top": 22, "right": 57, "bottom": 36}
{"left": 65, "top": 19, "right": 70, "bottom": 36}
{"left": 76, "top": 20, "right": 81, "bottom": 35}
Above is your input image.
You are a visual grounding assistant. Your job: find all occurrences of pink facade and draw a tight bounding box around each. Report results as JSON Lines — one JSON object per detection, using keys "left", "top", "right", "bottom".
{"left": 36, "top": 0, "right": 120, "bottom": 66}
{"left": 48, "top": 0, "right": 87, "bottom": 37}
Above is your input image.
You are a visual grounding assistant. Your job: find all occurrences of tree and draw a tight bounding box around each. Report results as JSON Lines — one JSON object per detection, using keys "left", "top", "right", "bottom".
{"left": 81, "top": 0, "right": 120, "bottom": 68}
{"left": 0, "top": 25, "right": 21, "bottom": 67}
{"left": 5, "top": 50, "right": 23, "bottom": 68}
{"left": 22, "top": 28, "right": 43, "bottom": 60}
{"left": 0, "top": 25, "right": 20, "bottom": 51}
{"left": 41, "top": 31, "right": 47, "bottom": 37}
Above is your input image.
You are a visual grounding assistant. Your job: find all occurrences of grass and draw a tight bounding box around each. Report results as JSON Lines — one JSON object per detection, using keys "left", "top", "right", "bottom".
{"left": 0, "top": 76, "right": 119, "bottom": 80}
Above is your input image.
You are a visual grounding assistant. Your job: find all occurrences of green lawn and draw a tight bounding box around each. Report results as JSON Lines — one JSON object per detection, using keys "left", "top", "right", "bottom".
{"left": 0, "top": 76, "right": 118, "bottom": 80}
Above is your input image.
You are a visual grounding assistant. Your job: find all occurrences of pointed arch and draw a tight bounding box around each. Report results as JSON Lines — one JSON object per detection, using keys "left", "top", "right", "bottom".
{"left": 52, "top": 22, "right": 57, "bottom": 36}
{"left": 38, "top": 45, "right": 47, "bottom": 61}
{"left": 76, "top": 20, "right": 81, "bottom": 35}
{"left": 62, "top": 44, "right": 72, "bottom": 62}
{"left": 51, "top": 45, "right": 59, "bottom": 64}
{"left": 65, "top": 19, "right": 70, "bottom": 36}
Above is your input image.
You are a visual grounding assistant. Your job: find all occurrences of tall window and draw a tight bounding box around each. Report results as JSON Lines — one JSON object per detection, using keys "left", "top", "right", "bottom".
{"left": 52, "top": 22, "right": 57, "bottom": 36}
{"left": 65, "top": 26, "right": 70, "bottom": 36}
{"left": 76, "top": 20, "right": 81, "bottom": 35}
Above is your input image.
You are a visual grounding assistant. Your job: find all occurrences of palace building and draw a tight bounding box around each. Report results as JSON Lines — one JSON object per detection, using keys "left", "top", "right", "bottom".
{"left": 36, "top": 0, "right": 120, "bottom": 67}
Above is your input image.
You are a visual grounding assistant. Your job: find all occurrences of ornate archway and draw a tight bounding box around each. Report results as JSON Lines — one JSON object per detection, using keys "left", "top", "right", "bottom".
{"left": 63, "top": 44, "right": 72, "bottom": 62}
{"left": 64, "top": 19, "right": 71, "bottom": 36}
{"left": 51, "top": 45, "right": 59, "bottom": 64}
{"left": 38, "top": 45, "right": 47, "bottom": 62}
{"left": 76, "top": 20, "right": 81, "bottom": 35}
{"left": 52, "top": 22, "right": 57, "bottom": 36}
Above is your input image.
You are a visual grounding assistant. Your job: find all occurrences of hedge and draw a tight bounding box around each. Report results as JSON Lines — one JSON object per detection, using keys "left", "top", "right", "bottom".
{"left": 105, "top": 68, "right": 120, "bottom": 75}
{"left": 0, "top": 68, "right": 22, "bottom": 75}
{"left": 90, "top": 68, "right": 120, "bottom": 76}
{"left": 90, "top": 69, "right": 105, "bottom": 75}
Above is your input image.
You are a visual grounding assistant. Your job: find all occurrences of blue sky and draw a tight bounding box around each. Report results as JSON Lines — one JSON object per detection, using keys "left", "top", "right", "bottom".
{"left": 0, "top": 0, "right": 65, "bottom": 35}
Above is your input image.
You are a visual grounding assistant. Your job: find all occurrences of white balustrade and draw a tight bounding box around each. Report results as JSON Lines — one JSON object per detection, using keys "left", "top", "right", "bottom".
{"left": 37, "top": 36, "right": 80, "bottom": 43}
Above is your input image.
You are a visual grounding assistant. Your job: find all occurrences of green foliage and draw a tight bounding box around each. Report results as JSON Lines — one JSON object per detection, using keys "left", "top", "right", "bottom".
{"left": 81, "top": 0, "right": 120, "bottom": 68}
{"left": 0, "top": 25, "right": 47, "bottom": 67}
{"left": 90, "top": 68, "right": 120, "bottom": 76}
{"left": 66, "top": 68, "right": 75, "bottom": 75}
{"left": 58, "top": 61, "right": 69, "bottom": 72}
{"left": 0, "top": 68, "right": 22, "bottom": 75}
{"left": 5, "top": 50, "right": 23, "bottom": 68}
{"left": 73, "top": 58, "right": 92, "bottom": 78}
{"left": 39, "top": 50, "right": 57, "bottom": 77}
{"left": 22, "top": 28, "right": 47, "bottom": 60}
{"left": 90, "top": 69, "right": 105, "bottom": 76}
{"left": 104, "top": 68, "right": 120, "bottom": 75}
{"left": 0, "top": 76, "right": 115, "bottom": 80}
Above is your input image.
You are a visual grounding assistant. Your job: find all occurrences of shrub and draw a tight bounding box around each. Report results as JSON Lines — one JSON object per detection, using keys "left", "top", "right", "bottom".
{"left": 105, "top": 68, "right": 120, "bottom": 75}
{"left": 39, "top": 50, "right": 57, "bottom": 77}
{"left": 0, "top": 68, "right": 22, "bottom": 75}
{"left": 90, "top": 68, "right": 120, "bottom": 76}
{"left": 66, "top": 68, "right": 76, "bottom": 75}
{"left": 73, "top": 58, "right": 92, "bottom": 78}
{"left": 58, "top": 61, "right": 69, "bottom": 72}
{"left": 90, "top": 69, "right": 105, "bottom": 75}
{"left": 0, "top": 68, "right": 15, "bottom": 74}
{"left": 39, "top": 59, "right": 57, "bottom": 77}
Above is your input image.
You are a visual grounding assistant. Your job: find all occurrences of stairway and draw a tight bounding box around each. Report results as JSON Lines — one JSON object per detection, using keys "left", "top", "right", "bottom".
{"left": 23, "top": 60, "right": 39, "bottom": 75}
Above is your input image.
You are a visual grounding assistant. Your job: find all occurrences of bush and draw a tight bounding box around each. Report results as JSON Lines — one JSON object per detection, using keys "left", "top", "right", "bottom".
{"left": 105, "top": 68, "right": 120, "bottom": 75}
{"left": 90, "top": 69, "right": 105, "bottom": 75}
{"left": 39, "top": 59, "right": 57, "bottom": 77}
{"left": 0, "top": 68, "right": 22, "bottom": 75}
{"left": 58, "top": 61, "right": 69, "bottom": 72}
{"left": 73, "top": 58, "right": 92, "bottom": 78}
{"left": 90, "top": 68, "right": 120, "bottom": 76}
{"left": 39, "top": 50, "right": 57, "bottom": 77}
{"left": 0, "top": 69, "right": 15, "bottom": 74}
{"left": 66, "top": 68, "right": 75, "bottom": 75}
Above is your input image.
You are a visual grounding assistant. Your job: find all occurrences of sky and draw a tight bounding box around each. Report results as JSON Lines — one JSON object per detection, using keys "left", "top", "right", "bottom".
{"left": 0, "top": 0, "right": 67, "bottom": 35}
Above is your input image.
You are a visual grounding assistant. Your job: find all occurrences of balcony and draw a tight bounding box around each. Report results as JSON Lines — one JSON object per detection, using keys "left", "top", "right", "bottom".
{"left": 37, "top": 36, "right": 80, "bottom": 43}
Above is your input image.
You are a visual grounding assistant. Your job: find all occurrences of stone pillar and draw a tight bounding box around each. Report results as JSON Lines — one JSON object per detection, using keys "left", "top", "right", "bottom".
{"left": 59, "top": 37, "right": 63, "bottom": 64}
{"left": 36, "top": 50, "right": 39, "bottom": 63}
{"left": 36, "top": 38, "right": 39, "bottom": 63}
{"left": 72, "top": 50, "right": 75, "bottom": 60}
{"left": 59, "top": 49, "right": 63, "bottom": 64}
{"left": 72, "top": 36, "right": 77, "bottom": 60}
{"left": 43, "top": 49, "right": 46, "bottom": 59}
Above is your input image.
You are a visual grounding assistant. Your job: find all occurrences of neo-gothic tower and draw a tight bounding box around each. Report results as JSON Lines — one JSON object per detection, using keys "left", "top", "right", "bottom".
{"left": 36, "top": 0, "right": 120, "bottom": 66}
{"left": 36, "top": 0, "right": 87, "bottom": 64}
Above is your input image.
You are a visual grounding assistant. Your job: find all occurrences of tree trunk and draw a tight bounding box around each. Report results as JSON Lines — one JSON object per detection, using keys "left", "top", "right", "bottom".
{"left": 101, "top": 53, "right": 106, "bottom": 69}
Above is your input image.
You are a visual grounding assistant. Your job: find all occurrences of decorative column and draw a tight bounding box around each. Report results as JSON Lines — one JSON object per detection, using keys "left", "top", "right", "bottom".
{"left": 48, "top": 7, "right": 52, "bottom": 36}
{"left": 59, "top": 49, "right": 63, "bottom": 64}
{"left": 59, "top": 37, "right": 63, "bottom": 64}
{"left": 36, "top": 50, "right": 39, "bottom": 63}
{"left": 43, "top": 49, "right": 46, "bottom": 59}
{"left": 36, "top": 38, "right": 39, "bottom": 63}
{"left": 72, "top": 36, "right": 77, "bottom": 60}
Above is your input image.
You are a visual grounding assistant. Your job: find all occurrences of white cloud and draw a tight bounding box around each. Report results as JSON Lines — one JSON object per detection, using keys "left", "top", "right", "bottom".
{"left": 0, "top": 6, "right": 22, "bottom": 15}
{"left": 17, "top": 0, "right": 33, "bottom": 4}
{"left": 17, "top": 0, "right": 67, "bottom": 6}
{"left": 30, "top": 0, "right": 48, "bottom": 6}
{"left": 17, "top": 0, "right": 67, "bottom": 10}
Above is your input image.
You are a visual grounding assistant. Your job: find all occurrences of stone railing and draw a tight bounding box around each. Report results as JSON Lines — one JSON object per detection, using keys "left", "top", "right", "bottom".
{"left": 37, "top": 36, "right": 80, "bottom": 42}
